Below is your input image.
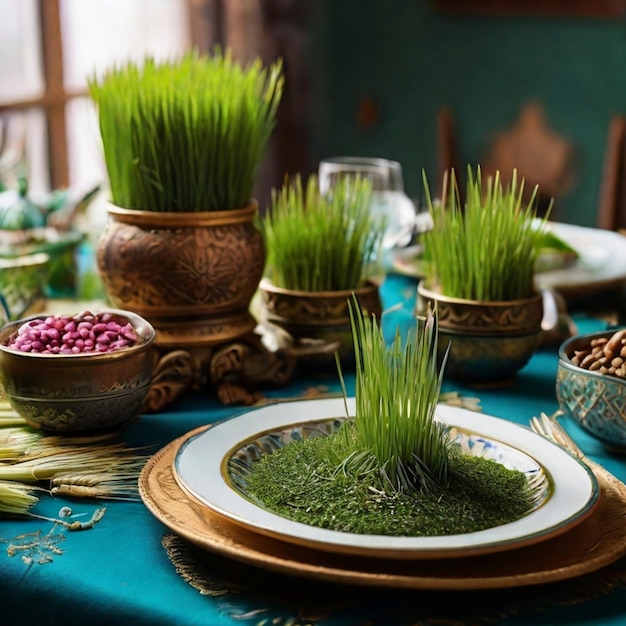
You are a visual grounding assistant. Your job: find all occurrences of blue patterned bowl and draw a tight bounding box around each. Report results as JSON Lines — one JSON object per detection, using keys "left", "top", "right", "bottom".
{"left": 556, "top": 330, "right": 626, "bottom": 449}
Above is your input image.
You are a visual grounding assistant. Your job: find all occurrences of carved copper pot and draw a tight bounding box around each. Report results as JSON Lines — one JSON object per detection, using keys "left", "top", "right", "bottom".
{"left": 259, "top": 278, "right": 382, "bottom": 366}
{"left": 97, "top": 202, "right": 265, "bottom": 348}
{"left": 416, "top": 283, "right": 544, "bottom": 386}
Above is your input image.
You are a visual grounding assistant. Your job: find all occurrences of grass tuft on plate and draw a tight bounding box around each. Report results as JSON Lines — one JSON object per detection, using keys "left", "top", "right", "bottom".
{"left": 245, "top": 303, "right": 538, "bottom": 536}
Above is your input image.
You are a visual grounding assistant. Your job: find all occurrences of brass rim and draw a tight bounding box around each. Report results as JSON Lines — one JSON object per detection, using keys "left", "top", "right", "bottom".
{"left": 106, "top": 200, "right": 259, "bottom": 227}
{"left": 417, "top": 283, "right": 543, "bottom": 308}
{"left": 259, "top": 278, "right": 380, "bottom": 299}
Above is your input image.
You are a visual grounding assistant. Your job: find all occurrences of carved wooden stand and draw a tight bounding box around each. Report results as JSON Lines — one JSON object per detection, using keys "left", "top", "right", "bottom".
{"left": 141, "top": 328, "right": 297, "bottom": 412}
{"left": 97, "top": 202, "right": 298, "bottom": 411}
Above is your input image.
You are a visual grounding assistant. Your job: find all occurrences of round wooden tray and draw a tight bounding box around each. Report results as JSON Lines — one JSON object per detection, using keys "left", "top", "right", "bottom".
{"left": 139, "top": 427, "right": 626, "bottom": 590}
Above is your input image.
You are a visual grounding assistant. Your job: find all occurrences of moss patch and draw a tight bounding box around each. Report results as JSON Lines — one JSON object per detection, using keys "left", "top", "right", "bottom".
{"left": 245, "top": 432, "right": 535, "bottom": 536}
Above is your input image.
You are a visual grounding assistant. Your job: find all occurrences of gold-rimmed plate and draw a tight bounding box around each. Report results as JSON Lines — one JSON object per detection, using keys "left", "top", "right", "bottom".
{"left": 139, "top": 426, "right": 626, "bottom": 590}
{"left": 172, "top": 398, "right": 599, "bottom": 560}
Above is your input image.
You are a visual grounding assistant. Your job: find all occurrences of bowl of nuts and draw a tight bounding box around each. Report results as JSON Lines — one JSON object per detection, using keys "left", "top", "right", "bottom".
{"left": 0, "top": 309, "right": 156, "bottom": 433}
{"left": 556, "top": 328, "right": 626, "bottom": 449}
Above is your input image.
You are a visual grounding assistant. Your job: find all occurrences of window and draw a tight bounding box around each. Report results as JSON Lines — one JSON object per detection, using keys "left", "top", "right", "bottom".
{"left": 0, "top": 0, "right": 315, "bottom": 213}
{"left": 0, "top": 0, "right": 191, "bottom": 196}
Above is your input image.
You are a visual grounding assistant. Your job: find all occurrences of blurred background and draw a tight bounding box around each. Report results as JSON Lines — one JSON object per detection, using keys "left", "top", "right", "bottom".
{"left": 3, "top": 0, "right": 626, "bottom": 227}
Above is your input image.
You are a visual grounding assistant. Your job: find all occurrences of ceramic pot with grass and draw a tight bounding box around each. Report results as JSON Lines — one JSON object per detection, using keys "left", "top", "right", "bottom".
{"left": 90, "top": 50, "right": 283, "bottom": 352}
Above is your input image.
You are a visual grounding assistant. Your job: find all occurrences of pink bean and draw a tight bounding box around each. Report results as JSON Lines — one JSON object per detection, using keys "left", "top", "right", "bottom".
{"left": 5, "top": 312, "right": 139, "bottom": 354}
{"left": 48, "top": 328, "right": 60, "bottom": 341}
{"left": 121, "top": 325, "right": 136, "bottom": 340}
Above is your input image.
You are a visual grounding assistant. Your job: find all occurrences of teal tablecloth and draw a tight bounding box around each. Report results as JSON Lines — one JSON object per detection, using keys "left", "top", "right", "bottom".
{"left": 0, "top": 275, "right": 624, "bottom": 626}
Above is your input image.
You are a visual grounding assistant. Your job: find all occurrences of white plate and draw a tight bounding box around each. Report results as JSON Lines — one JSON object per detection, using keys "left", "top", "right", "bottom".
{"left": 535, "top": 222, "right": 626, "bottom": 297}
{"left": 173, "top": 398, "right": 599, "bottom": 560}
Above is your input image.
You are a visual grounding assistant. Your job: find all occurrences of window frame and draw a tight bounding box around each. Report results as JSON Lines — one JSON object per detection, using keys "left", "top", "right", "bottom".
{"left": 0, "top": 0, "right": 79, "bottom": 189}
{"left": 0, "top": 0, "right": 198, "bottom": 191}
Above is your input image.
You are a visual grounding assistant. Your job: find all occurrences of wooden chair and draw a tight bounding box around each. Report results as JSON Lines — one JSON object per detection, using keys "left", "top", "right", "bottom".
{"left": 436, "top": 102, "right": 576, "bottom": 218}
{"left": 436, "top": 107, "right": 460, "bottom": 193}
{"left": 597, "top": 115, "right": 626, "bottom": 233}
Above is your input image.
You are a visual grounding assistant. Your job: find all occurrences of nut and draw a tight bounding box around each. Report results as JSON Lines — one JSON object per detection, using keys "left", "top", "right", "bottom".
{"left": 572, "top": 329, "right": 626, "bottom": 379}
{"left": 604, "top": 329, "right": 626, "bottom": 357}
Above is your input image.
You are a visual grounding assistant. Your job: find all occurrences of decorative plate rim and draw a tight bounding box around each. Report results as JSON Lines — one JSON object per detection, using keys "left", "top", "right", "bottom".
{"left": 173, "top": 398, "right": 600, "bottom": 560}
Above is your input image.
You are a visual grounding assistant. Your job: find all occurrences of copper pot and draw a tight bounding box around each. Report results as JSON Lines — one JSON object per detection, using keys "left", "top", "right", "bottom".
{"left": 97, "top": 202, "right": 265, "bottom": 348}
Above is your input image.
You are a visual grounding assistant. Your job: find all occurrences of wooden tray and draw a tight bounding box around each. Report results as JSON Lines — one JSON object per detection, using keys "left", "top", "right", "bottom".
{"left": 139, "top": 427, "right": 626, "bottom": 590}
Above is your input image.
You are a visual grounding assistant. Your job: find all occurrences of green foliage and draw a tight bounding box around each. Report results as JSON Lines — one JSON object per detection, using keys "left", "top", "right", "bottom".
{"left": 262, "top": 174, "right": 384, "bottom": 291}
{"left": 88, "top": 48, "right": 284, "bottom": 212}
{"left": 422, "top": 166, "right": 550, "bottom": 301}
{"left": 245, "top": 433, "right": 535, "bottom": 535}
{"left": 336, "top": 299, "right": 451, "bottom": 494}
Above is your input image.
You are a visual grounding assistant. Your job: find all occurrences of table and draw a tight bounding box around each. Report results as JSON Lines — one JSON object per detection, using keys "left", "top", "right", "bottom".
{"left": 0, "top": 274, "right": 624, "bottom": 626}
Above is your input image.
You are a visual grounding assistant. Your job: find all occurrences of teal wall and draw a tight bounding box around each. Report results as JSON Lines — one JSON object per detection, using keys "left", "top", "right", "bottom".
{"left": 310, "top": 1, "right": 626, "bottom": 227}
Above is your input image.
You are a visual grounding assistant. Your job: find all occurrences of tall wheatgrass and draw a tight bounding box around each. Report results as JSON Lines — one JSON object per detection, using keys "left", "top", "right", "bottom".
{"left": 337, "top": 299, "right": 450, "bottom": 493}
{"left": 422, "top": 166, "right": 550, "bottom": 301}
{"left": 89, "top": 48, "right": 283, "bottom": 212}
{"left": 263, "top": 174, "right": 384, "bottom": 291}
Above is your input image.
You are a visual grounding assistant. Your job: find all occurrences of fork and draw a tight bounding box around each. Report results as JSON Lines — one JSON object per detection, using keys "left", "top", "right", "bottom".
{"left": 529, "top": 411, "right": 586, "bottom": 461}
{"left": 529, "top": 411, "right": 610, "bottom": 480}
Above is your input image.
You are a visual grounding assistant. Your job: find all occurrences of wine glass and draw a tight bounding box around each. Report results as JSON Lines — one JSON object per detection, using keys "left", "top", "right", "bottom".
{"left": 318, "top": 156, "right": 417, "bottom": 252}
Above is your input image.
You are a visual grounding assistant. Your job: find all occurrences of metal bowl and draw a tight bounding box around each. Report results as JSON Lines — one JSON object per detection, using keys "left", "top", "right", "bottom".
{"left": 258, "top": 278, "right": 382, "bottom": 367}
{"left": 416, "top": 284, "right": 544, "bottom": 386}
{"left": 0, "top": 309, "right": 156, "bottom": 433}
{"left": 556, "top": 329, "right": 626, "bottom": 449}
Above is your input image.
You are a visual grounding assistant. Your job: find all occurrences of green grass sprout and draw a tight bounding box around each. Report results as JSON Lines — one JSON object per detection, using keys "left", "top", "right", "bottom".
{"left": 335, "top": 298, "right": 451, "bottom": 494}
{"left": 262, "top": 174, "right": 385, "bottom": 291}
{"left": 89, "top": 48, "right": 284, "bottom": 212}
{"left": 422, "top": 166, "right": 551, "bottom": 301}
{"left": 245, "top": 301, "right": 538, "bottom": 536}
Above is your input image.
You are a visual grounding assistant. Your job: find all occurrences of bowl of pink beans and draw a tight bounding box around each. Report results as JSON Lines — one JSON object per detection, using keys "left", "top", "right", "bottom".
{"left": 0, "top": 309, "right": 156, "bottom": 433}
